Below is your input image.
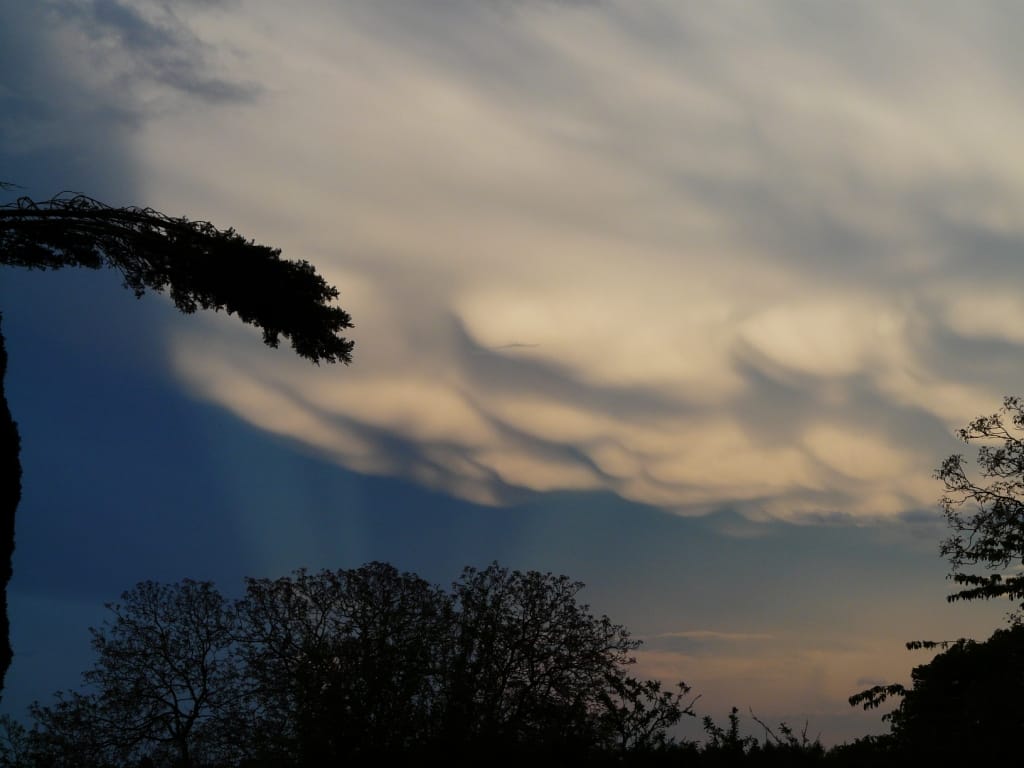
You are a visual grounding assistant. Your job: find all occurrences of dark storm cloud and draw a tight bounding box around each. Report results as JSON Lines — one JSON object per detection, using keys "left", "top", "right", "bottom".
{"left": 46, "top": 0, "right": 260, "bottom": 106}
{"left": 0, "top": 3, "right": 138, "bottom": 200}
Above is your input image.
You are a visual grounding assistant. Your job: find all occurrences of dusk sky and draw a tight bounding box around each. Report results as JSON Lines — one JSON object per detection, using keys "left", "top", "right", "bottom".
{"left": 1, "top": 0, "right": 1021, "bottom": 745}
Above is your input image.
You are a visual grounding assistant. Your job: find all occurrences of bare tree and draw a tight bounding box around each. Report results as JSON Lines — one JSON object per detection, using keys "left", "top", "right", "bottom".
{"left": 31, "top": 580, "right": 241, "bottom": 768}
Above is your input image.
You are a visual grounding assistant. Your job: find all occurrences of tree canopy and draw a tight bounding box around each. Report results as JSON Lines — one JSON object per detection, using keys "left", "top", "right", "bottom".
{"left": 849, "top": 625, "right": 1024, "bottom": 765}
{"left": 0, "top": 191, "right": 353, "bottom": 364}
{"left": 16, "top": 563, "right": 698, "bottom": 767}
{"left": 845, "top": 396, "right": 1024, "bottom": 763}
{"left": 935, "top": 395, "right": 1024, "bottom": 616}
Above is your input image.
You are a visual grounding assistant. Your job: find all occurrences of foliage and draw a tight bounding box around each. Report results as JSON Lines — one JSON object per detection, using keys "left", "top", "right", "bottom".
{"left": 823, "top": 735, "right": 898, "bottom": 768}
{"left": 0, "top": 191, "right": 353, "bottom": 364}
{"left": 235, "top": 562, "right": 697, "bottom": 762}
{"left": 936, "top": 395, "right": 1024, "bottom": 617}
{"left": 847, "top": 683, "right": 906, "bottom": 719}
{"left": 235, "top": 562, "right": 449, "bottom": 763}
{"left": 890, "top": 625, "right": 1024, "bottom": 760}
{"left": 0, "top": 716, "right": 32, "bottom": 768}
{"left": 28, "top": 580, "right": 241, "bottom": 768}
{"left": 696, "top": 708, "right": 826, "bottom": 768}
{"left": 702, "top": 707, "right": 758, "bottom": 756}
{"left": 27, "top": 690, "right": 124, "bottom": 768}
{"left": 16, "top": 563, "right": 701, "bottom": 766}
{"left": 843, "top": 397, "right": 1024, "bottom": 764}
{"left": 851, "top": 625, "right": 1024, "bottom": 765}
{"left": 441, "top": 563, "right": 673, "bottom": 754}
{"left": 599, "top": 677, "right": 698, "bottom": 753}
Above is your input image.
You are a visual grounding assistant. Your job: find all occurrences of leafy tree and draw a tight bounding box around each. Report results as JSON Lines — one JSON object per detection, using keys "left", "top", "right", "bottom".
{"left": 26, "top": 690, "right": 123, "bottom": 768}
{"left": 0, "top": 715, "right": 33, "bottom": 768}
{"left": 700, "top": 707, "right": 758, "bottom": 761}
{"left": 322, "top": 562, "right": 450, "bottom": 755}
{"left": 845, "top": 397, "right": 1024, "bottom": 764}
{"left": 235, "top": 562, "right": 448, "bottom": 764}
{"left": 850, "top": 625, "right": 1024, "bottom": 765}
{"left": 936, "top": 395, "right": 1024, "bottom": 617}
{"left": 599, "top": 676, "right": 698, "bottom": 753}
{"left": 437, "top": 563, "right": 695, "bottom": 758}
{"left": 0, "top": 188, "right": 355, "bottom": 694}
{"left": 824, "top": 734, "right": 898, "bottom": 768}
{"left": 442, "top": 563, "right": 603, "bottom": 750}
{"left": 0, "top": 192, "right": 353, "bottom": 363}
{"left": 694, "top": 708, "right": 827, "bottom": 768}
{"left": 20, "top": 563, "right": 696, "bottom": 765}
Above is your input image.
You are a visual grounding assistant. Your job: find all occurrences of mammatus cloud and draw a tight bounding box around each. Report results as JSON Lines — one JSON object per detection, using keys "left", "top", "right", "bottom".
{"left": 55, "top": 0, "right": 1024, "bottom": 522}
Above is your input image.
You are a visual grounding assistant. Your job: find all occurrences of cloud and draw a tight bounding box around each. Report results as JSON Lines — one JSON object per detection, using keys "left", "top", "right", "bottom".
{"left": 632, "top": 636, "right": 896, "bottom": 720}
{"left": 44, "top": 0, "right": 259, "bottom": 108}
{"left": 649, "top": 631, "right": 775, "bottom": 642}
{"left": 642, "top": 630, "right": 775, "bottom": 656}
{"left": 125, "top": 0, "right": 1024, "bottom": 522}
{"left": 0, "top": 4, "right": 139, "bottom": 200}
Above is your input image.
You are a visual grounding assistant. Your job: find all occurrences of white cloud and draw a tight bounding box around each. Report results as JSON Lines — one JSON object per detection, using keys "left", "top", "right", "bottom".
{"left": 118, "top": 0, "right": 1024, "bottom": 521}
{"left": 739, "top": 301, "right": 903, "bottom": 379}
{"left": 944, "top": 292, "right": 1024, "bottom": 345}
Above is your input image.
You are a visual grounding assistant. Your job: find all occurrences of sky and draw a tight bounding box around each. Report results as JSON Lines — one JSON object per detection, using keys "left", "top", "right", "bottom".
{"left": 1, "top": 0, "right": 1022, "bottom": 746}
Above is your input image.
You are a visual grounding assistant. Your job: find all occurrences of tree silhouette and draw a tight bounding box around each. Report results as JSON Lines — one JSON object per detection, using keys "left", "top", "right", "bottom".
{"left": 0, "top": 192, "right": 353, "bottom": 363}
{"left": 936, "top": 395, "right": 1024, "bottom": 617}
{"left": 846, "top": 397, "right": 1024, "bottom": 764}
{"left": 850, "top": 625, "right": 1024, "bottom": 765}
{"left": 22, "top": 564, "right": 697, "bottom": 766}
{"left": 29, "top": 580, "right": 241, "bottom": 768}
{"left": 0, "top": 189, "right": 354, "bottom": 695}
{"left": 235, "top": 562, "right": 449, "bottom": 763}
{"left": 439, "top": 563, "right": 680, "bottom": 756}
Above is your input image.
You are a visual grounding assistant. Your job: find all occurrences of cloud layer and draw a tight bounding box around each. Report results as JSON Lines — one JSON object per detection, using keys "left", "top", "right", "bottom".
{"left": 54, "top": 0, "right": 1024, "bottom": 521}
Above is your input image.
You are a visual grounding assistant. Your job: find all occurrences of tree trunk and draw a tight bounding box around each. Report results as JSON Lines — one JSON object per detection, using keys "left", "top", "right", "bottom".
{"left": 0, "top": 312, "right": 21, "bottom": 696}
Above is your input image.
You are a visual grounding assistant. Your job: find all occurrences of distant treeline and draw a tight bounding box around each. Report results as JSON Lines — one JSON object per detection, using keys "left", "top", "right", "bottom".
{"left": 1, "top": 562, "right": 1022, "bottom": 768}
